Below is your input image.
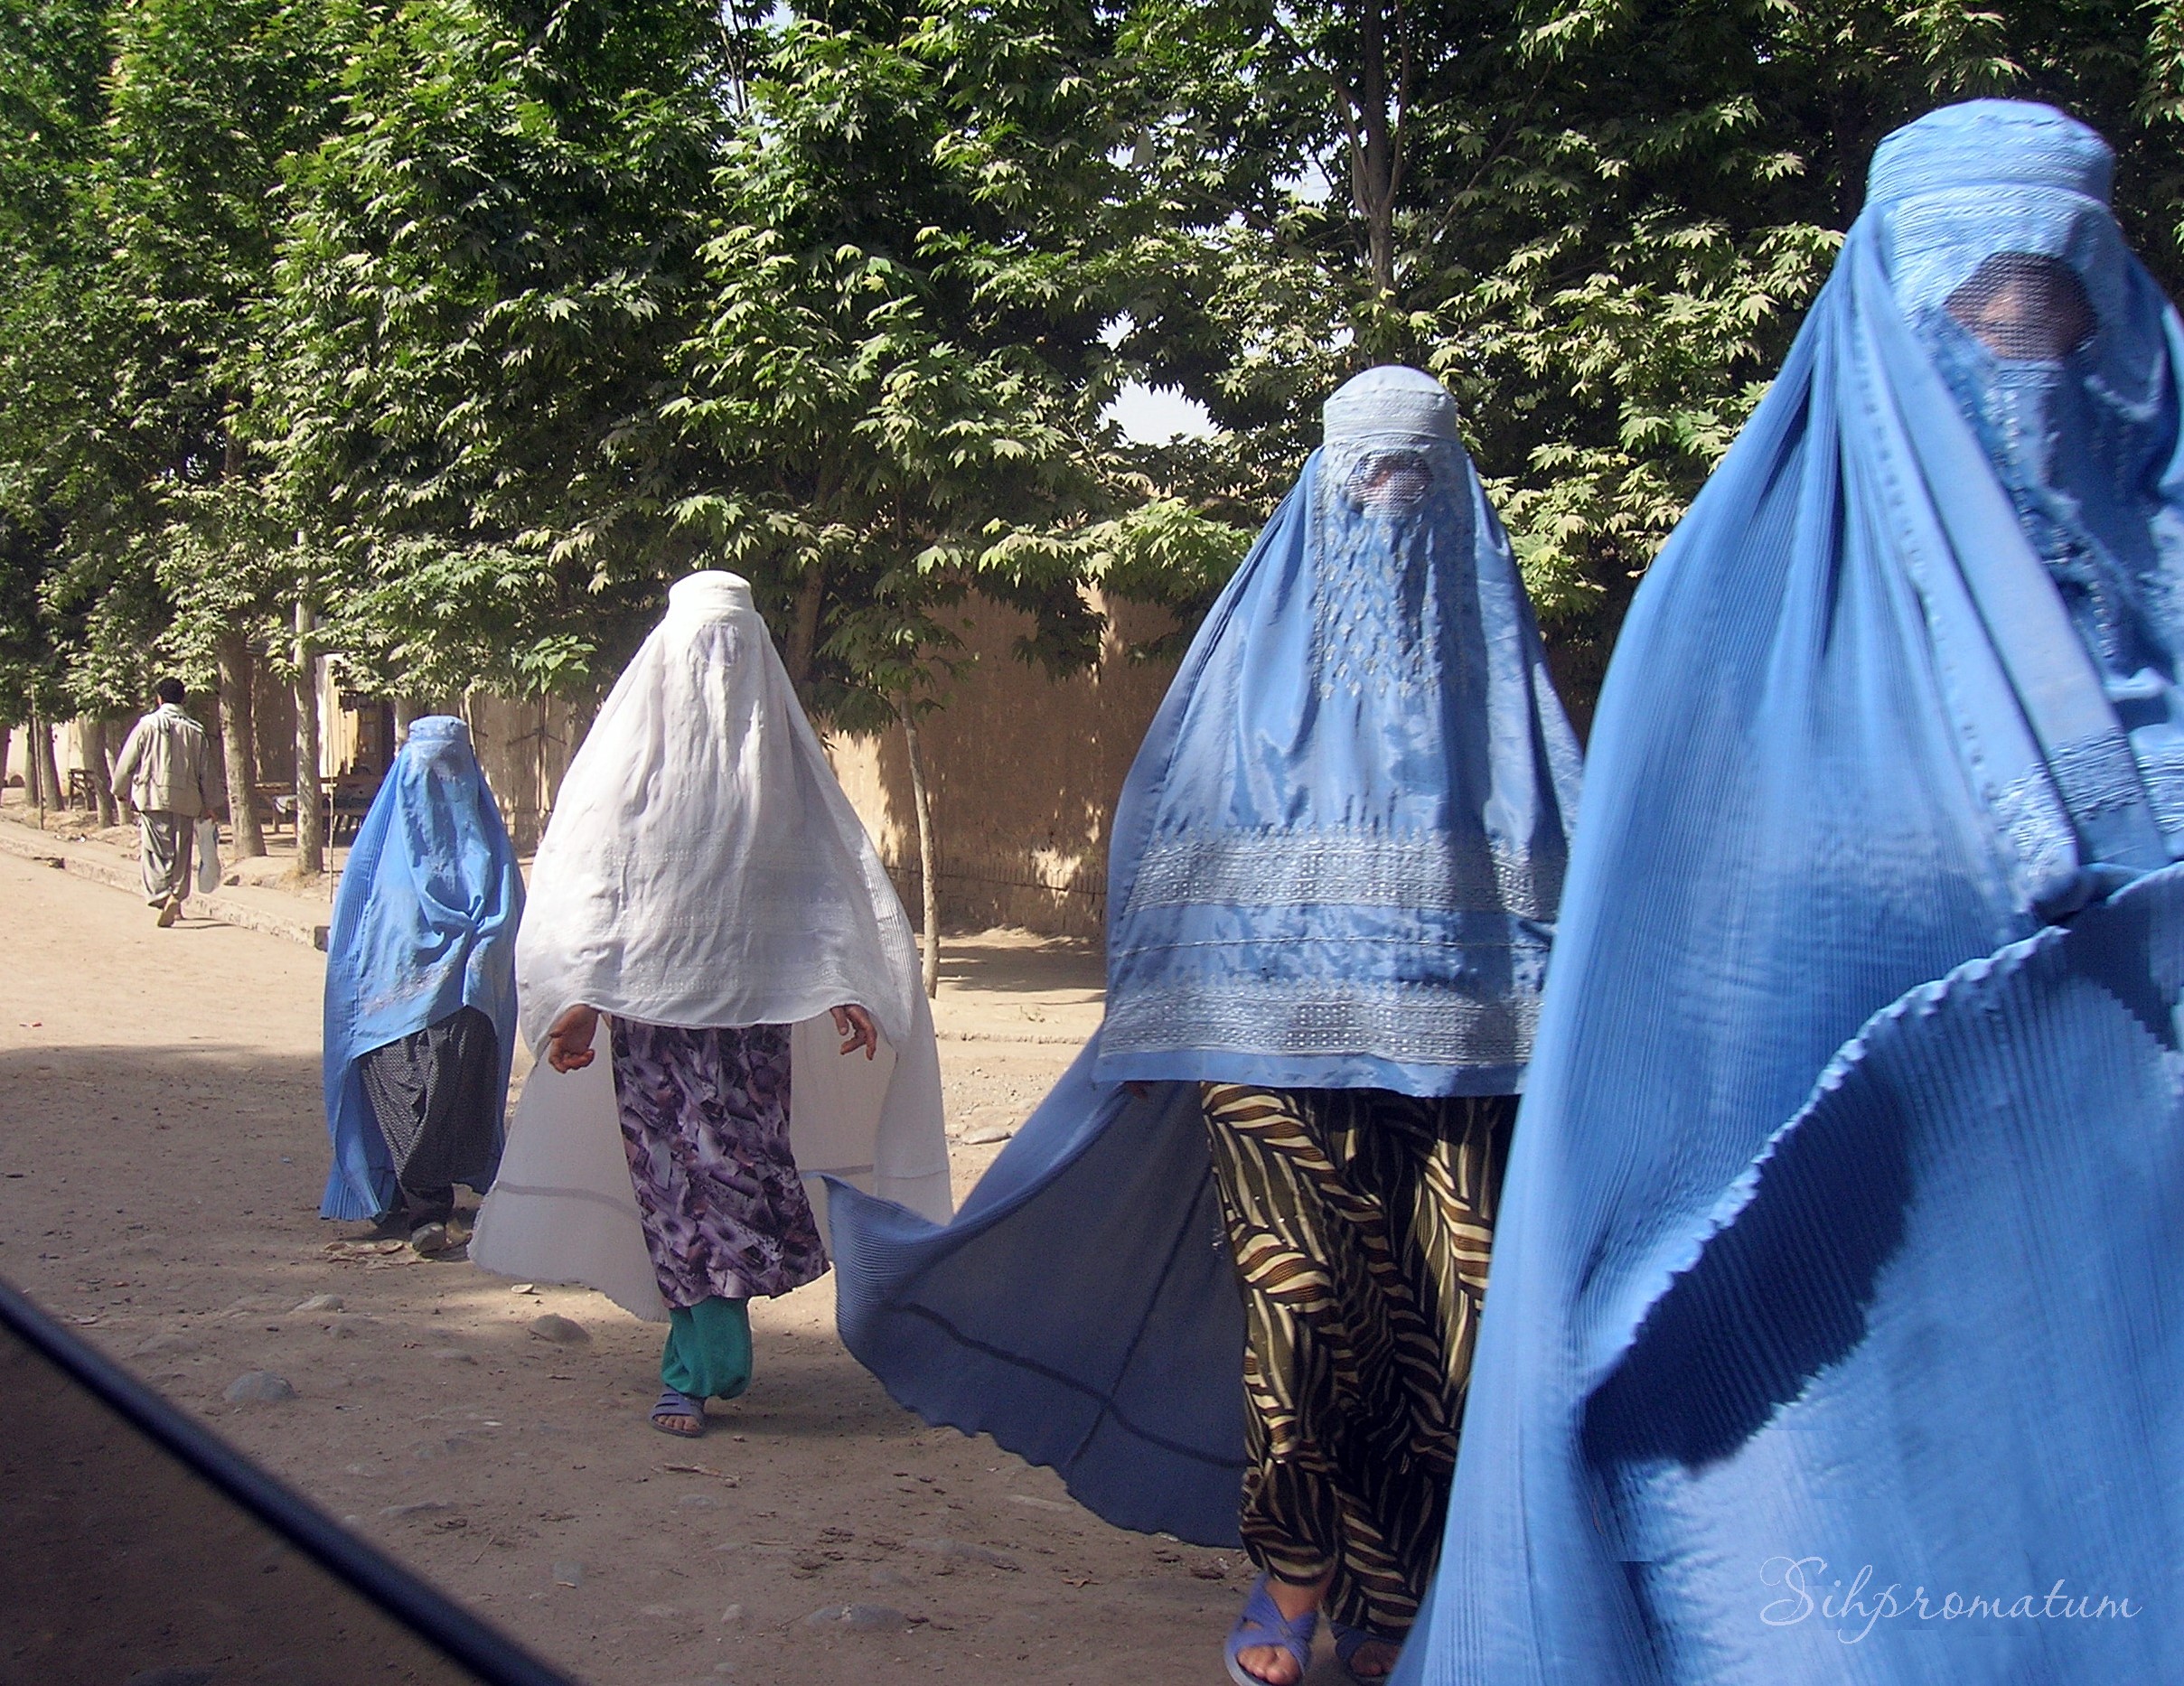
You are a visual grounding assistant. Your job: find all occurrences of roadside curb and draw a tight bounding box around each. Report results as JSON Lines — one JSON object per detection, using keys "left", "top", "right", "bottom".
{"left": 0, "top": 818, "right": 330, "bottom": 951}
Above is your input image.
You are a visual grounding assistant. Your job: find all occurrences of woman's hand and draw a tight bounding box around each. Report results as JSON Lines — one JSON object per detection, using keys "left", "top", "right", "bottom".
{"left": 547, "top": 1004, "right": 601, "bottom": 1072}
{"left": 831, "top": 1004, "right": 879, "bottom": 1061}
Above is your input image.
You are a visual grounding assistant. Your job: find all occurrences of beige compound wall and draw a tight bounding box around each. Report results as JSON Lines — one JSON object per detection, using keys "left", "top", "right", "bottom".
{"left": 825, "top": 595, "right": 1181, "bottom": 940}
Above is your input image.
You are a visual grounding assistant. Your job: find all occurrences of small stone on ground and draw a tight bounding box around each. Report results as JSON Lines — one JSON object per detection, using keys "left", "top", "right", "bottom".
{"left": 908, "top": 1535, "right": 1020, "bottom": 1570}
{"left": 222, "top": 1371, "right": 296, "bottom": 1404}
{"left": 801, "top": 1603, "right": 911, "bottom": 1634}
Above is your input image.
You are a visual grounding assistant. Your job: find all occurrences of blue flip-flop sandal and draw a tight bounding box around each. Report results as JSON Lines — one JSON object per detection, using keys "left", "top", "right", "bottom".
{"left": 1224, "top": 1574, "right": 1317, "bottom": 1686}
{"left": 649, "top": 1386, "right": 707, "bottom": 1438}
{"left": 1331, "top": 1621, "right": 1399, "bottom": 1681}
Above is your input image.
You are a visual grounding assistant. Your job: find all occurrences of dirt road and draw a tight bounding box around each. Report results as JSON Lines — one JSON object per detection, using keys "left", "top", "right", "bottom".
{"left": 0, "top": 846, "right": 1312, "bottom": 1685}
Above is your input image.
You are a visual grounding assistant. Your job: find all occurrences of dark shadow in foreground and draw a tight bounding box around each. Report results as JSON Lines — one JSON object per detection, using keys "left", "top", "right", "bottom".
{"left": 0, "top": 1274, "right": 575, "bottom": 1686}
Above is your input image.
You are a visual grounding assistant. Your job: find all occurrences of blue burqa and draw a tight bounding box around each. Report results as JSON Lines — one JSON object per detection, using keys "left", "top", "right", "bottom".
{"left": 1396, "top": 101, "right": 2184, "bottom": 1685}
{"left": 321, "top": 717, "right": 523, "bottom": 1220}
{"left": 830, "top": 366, "right": 1580, "bottom": 1545}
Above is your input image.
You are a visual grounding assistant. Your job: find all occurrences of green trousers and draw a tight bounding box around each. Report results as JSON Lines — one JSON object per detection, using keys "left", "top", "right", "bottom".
{"left": 661, "top": 1296, "right": 753, "bottom": 1400}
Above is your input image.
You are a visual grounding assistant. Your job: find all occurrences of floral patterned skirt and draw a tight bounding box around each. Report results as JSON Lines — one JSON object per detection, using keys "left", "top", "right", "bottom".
{"left": 608, "top": 1019, "right": 828, "bottom": 1305}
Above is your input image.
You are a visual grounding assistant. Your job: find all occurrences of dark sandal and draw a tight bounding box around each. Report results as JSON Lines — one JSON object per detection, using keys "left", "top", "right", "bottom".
{"left": 649, "top": 1387, "right": 707, "bottom": 1438}
{"left": 1332, "top": 1621, "right": 1400, "bottom": 1681}
{"left": 1224, "top": 1574, "right": 1317, "bottom": 1686}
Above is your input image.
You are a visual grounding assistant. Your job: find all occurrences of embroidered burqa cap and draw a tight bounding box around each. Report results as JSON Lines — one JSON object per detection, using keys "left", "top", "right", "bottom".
{"left": 1398, "top": 99, "right": 2184, "bottom": 1685}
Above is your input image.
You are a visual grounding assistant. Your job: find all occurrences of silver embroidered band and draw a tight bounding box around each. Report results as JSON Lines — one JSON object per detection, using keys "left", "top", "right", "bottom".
{"left": 1124, "top": 831, "right": 1562, "bottom": 923}
{"left": 1103, "top": 982, "right": 1538, "bottom": 1068}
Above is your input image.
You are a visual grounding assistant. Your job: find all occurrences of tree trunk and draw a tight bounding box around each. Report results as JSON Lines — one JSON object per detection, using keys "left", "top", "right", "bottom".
{"left": 21, "top": 714, "right": 42, "bottom": 809}
{"left": 0, "top": 723, "right": 11, "bottom": 810}
{"left": 1341, "top": 0, "right": 1406, "bottom": 299}
{"left": 294, "top": 598, "right": 324, "bottom": 876}
{"left": 104, "top": 720, "right": 131, "bottom": 820}
{"left": 33, "top": 716, "right": 62, "bottom": 816}
{"left": 783, "top": 564, "right": 828, "bottom": 693}
{"left": 900, "top": 702, "right": 941, "bottom": 998}
{"left": 218, "top": 631, "right": 266, "bottom": 857}
{"left": 85, "top": 718, "right": 118, "bottom": 827}
{"left": 548, "top": 688, "right": 602, "bottom": 825}
{"left": 567, "top": 687, "right": 601, "bottom": 756}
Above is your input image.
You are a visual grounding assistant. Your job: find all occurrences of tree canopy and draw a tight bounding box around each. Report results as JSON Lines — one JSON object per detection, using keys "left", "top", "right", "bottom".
{"left": 1, "top": 0, "right": 2179, "bottom": 735}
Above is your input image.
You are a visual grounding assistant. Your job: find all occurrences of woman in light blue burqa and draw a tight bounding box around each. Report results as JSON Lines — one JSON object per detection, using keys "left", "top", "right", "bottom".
{"left": 321, "top": 717, "right": 522, "bottom": 1253}
{"left": 830, "top": 367, "right": 1579, "bottom": 1683}
{"left": 1392, "top": 101, "right": 2184, "bottom": 1686}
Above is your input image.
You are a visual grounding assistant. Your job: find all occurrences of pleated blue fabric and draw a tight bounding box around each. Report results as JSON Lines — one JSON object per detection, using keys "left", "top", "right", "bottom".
{"left": 830, "top": 366, "right": 1578, "bottom": 1543}
{"left": 321, "top": 717, "right": 523, "bottom": 1220}
{"left": 832, "top": 1049, "right": 1247, "bottom": 1541}
{"left": 1396, "top": 99, "right": 2184, "bottom": 1685}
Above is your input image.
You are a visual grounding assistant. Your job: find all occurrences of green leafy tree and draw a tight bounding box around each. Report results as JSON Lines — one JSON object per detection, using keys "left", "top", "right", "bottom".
{"left": 255, "top": 0, "right": 728, "bottom": 706}
{"left": 0, "top": 0, "right": 117, "bottom": 808}
{"left": 1114, "top": 0, "right": 2184, "bottom": 712}
{"left": 661, "top": 0, "right": 1152, "bottom": 987}
{"left": 45, "top": 0, "right": 341, "bottom": 851}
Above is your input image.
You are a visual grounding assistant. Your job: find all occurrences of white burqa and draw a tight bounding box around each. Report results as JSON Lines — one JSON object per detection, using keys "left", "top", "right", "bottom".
{"left": 470, "top": 571, "right": 953, "bottom": 1321}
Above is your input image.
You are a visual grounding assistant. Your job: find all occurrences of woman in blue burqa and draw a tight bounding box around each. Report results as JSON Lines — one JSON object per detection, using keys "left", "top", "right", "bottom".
{"left": 830, "top": 366, "right": 1581, "bottom": 1682}
{"left": 1390, "top": 101, "right": 2184, "bottom": 1686}
{"left": 321, "top": 716, "right": 522, "bottom": 1255}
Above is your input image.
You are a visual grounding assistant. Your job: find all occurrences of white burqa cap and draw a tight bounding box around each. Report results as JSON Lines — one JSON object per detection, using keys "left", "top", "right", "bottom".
{"left": 470, "top": 571, "right": 953, "bottom": 1320}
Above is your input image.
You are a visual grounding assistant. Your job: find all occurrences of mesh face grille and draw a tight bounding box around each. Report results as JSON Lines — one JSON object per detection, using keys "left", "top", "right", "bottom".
{"left": 1341, "top": 447, "right": 1435, "bottom": 511}
{"left": 1944, "top": 250, "right": 2096, "bottom": 361}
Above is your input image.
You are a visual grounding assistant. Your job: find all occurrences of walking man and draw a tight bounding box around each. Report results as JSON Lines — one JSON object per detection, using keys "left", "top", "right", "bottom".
{"left": 110, "top": 678, "right": 225, "bottom": 926}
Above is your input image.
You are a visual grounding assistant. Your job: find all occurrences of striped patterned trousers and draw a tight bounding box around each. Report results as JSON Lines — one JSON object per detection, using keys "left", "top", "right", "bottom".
{"left": 1201, "top": 1082, "right": 1514, "bottom": 1639}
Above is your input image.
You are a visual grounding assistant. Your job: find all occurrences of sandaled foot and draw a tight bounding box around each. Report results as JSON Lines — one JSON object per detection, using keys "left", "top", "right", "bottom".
{"left": 1225, "top": 1575, "right": 1317, "bottom": 1686}
{"left": 650, "top": 1387, "right": 706, "bottom": 1438}
{"left": 350, "top": 1210, "right": 413, "bottom": 1243}
{"left": 408, "top": 1221, "right": 453, "bottom": 1257}
{"left": 155, "top": 895, "right": 181, "bottom": 927}
{"left": 1333, "top": 1622, "right": 1401, "bottom": 1681}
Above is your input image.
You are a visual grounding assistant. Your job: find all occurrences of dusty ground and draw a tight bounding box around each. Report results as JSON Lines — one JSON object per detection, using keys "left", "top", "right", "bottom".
{"left": 0, "top": 811, "right": 1349, "bottom": 1686}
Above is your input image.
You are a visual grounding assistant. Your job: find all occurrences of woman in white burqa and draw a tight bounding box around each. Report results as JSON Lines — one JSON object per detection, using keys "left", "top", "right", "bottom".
{"left": 472, "top": 571, "right": 952, "bottom": 1437}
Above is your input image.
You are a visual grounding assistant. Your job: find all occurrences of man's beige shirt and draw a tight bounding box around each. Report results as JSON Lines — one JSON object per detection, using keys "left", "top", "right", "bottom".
{"left": 111, "top": 703, "right": 224, "bottom": 818}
